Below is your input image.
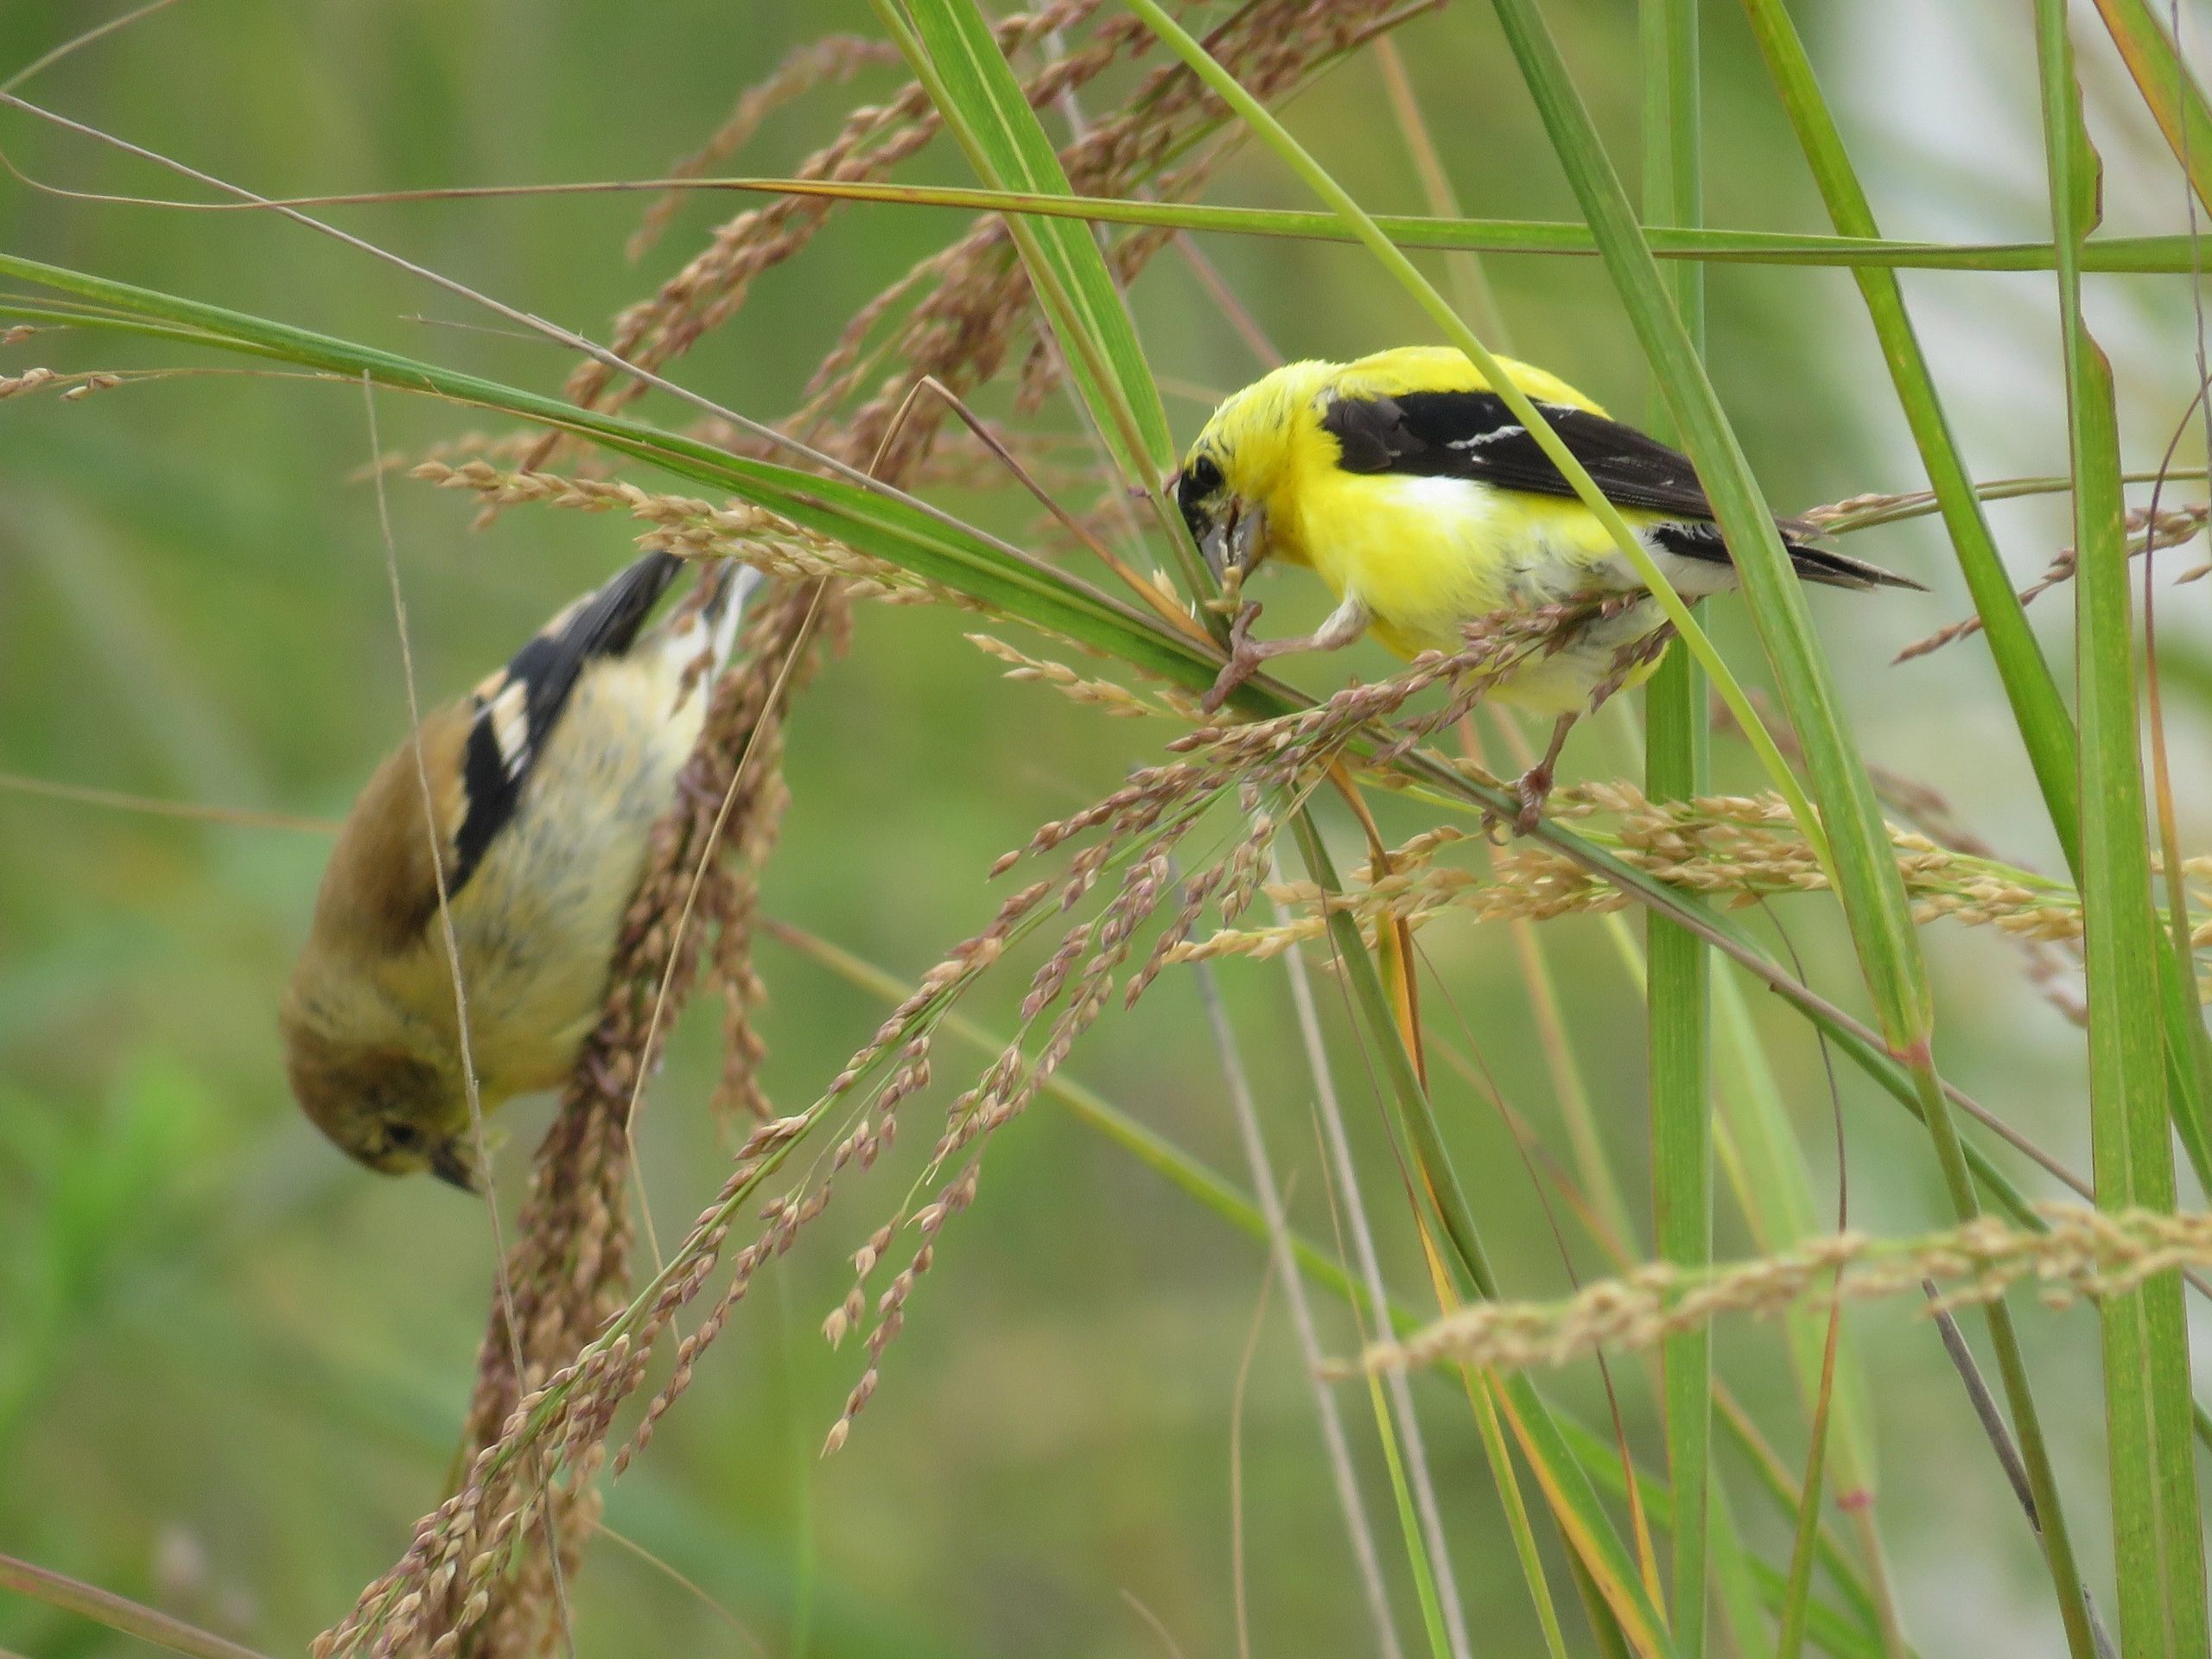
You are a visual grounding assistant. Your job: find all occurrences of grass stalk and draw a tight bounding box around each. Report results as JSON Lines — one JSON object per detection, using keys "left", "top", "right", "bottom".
{"left": 1637, "top": 3, "right": 1713, "bottom": 1650}
{"left": 94, "top": 168, "right": 2212, "bottom": 273}
{"left": 0, "top": 1552, "right": 272, "bottom": 1659}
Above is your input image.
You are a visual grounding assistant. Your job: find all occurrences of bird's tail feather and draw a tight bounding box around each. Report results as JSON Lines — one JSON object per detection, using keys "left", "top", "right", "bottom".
{"left": 1653, "top": 518, "right": 1923, "bottom": 593}
{"left": 1783, "top": 537, "right": 1925, "bottom": 592}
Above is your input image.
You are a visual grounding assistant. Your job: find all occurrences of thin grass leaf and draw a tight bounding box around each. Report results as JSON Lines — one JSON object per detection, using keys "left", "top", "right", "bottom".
{"left": 238, "top": 170, "right": 2212, "bottom": 273}
{"left": 0, "top": 251, "right": 1218, "bottom": 682}
{"left": 1711, "top": 972, "right": 1901, "bottom": 1653}
{"left": 2036, "top": 11, "right": 2209, "bottom": 1655}
{"left": 1638, "top": 4, "right": 1713, "bottom": 1649}
{"left": 1461, "top": 1367, "right": 1577, "bottom": 1659}
{"left": 0, "top": 1551, "right": 273, "bottom": 1659}
{"left": 1705, "top": 1488, "right": 1773, "bottom": 1657}
{"left": 1366, "top": 1374, "right": 1452, "bottom": 1659}
{"left": 1775, "top": 1285, "right": 1846, "bottom": 1659}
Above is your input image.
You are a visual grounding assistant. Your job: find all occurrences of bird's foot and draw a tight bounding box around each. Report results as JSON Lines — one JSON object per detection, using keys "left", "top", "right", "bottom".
{"left": 1510, "top": 763, "right": 1554, "bottom": 836}
{"left": 1199, "top": 603, "right": 1268, "bottom": 716}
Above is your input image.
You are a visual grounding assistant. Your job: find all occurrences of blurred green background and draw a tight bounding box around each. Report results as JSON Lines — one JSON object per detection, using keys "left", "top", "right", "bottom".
{"left": 2, "top": 2, "right": 2207, "bottom": 1654}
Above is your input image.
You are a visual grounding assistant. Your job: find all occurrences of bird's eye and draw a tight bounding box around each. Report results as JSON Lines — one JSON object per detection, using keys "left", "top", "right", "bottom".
{"left": 1177, "top": 454, "right": 1226, "bottom": 545}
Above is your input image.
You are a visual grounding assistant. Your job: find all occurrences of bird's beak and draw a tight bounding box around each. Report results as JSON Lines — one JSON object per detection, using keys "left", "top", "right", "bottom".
{"left": 1201, "top": 501, "right": 1266, "bottom": 582}
{"left": 429, "top": 1137, "right": 484, "bottom": 1195}
{"left": 1224, "top": 504, "right": 1265, "bottom": 577}
{"left": 1199, "top": 516, "right": 1232, "bottom": 581}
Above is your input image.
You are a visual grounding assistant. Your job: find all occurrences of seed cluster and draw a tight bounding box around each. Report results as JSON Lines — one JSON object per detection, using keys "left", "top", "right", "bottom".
{"left": 1361, "top": 1204, "right": 2212, "bottom": 1377}
{"left": 1895, "top": 500, "right": 2208, "bottom": 664}
{"left": 1176, "top": 782, "right": 2209, "bottom": 967}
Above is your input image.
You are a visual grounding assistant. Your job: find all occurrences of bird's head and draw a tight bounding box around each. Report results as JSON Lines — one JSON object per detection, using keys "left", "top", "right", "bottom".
{"left": 280, "top": 974, "right": 483, "bottom": 1192}
{"left": 1173, "top": 359, "right": 1338, "bottom": 581}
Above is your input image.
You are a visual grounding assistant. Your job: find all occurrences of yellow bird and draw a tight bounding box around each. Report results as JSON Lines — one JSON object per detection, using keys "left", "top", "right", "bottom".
{"left": 1175, "top": 346, "right": 1917, "bottom": 823}
{"left": 281, "top": 553, "right": 757, "bottom": 1189}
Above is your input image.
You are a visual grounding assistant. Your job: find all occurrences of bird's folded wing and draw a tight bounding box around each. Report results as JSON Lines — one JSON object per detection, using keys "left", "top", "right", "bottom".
{"left": 451, "top": 550, "right": 683, "bottom": 890}
{"left": 1323, "top": 388, "right": 1747, "bottom": 526}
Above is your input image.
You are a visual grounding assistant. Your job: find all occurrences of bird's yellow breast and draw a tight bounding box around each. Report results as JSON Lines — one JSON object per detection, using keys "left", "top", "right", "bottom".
{"left": 1269, "top": 468, "right": 1631, "bottom": 658}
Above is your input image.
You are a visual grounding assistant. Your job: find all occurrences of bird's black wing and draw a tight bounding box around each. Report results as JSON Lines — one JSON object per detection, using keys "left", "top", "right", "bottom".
{"left": 1320, "top": 387, "right": 1920, "bottom": 593}
{"left": 1321, "top": 388, "right": 1725, "bottom": 522}
{"left": 450, "top": 550, "right": 683, "bottom": 891}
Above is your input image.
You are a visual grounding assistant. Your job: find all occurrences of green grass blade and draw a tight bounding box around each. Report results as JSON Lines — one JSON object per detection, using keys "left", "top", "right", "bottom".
{"left": 2036, "top": 11, "right": 2210, "bottom": 1656}
{"left": 0, "top": 251, "right": 1213, "bottom": 679}
{"left": 1639, "top": 1, "right": 1713, "bottom": 1650}
{"left": 1712, "top": 973, "right": 1902, "bottom": 1651}
{"left": 1732, "top": 0, "right": 2081, "bottom": 859}
{"left": 1465, "top": 1372, "right": 1577, "bottom": 1659}
{"left": 1493, "top": 1374, "right": 1679, "bottom": 1659}
{"left": 1705, "top": 1487, "right": 1773, "bottom": 1656}
{"left": 1775, "top": 1299, "right": 1844, "bottom": 1659}
{"left": 883, "top": 0, "right": 1199, "bottom": 593}
{"left": 1473, "top": 5, "right": 2108, "bottom": 1654}
{"left": 1737, "top": 0, "right": 2212, "bottom": 1192}
{"left": 2088, "top": 0, "right": 2212, "bottom": 217}
{"left": 1367, "top": 1374, "right": 1453, "bottom": 1659}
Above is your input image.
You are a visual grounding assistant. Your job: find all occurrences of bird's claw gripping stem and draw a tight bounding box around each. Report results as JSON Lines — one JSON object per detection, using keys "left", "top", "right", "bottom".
{"left": 1510, "top": 764, "right": 1554, "bottom": 836}
{"left": 1199, "top": 602, "right": 1268, "bottom": 715}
